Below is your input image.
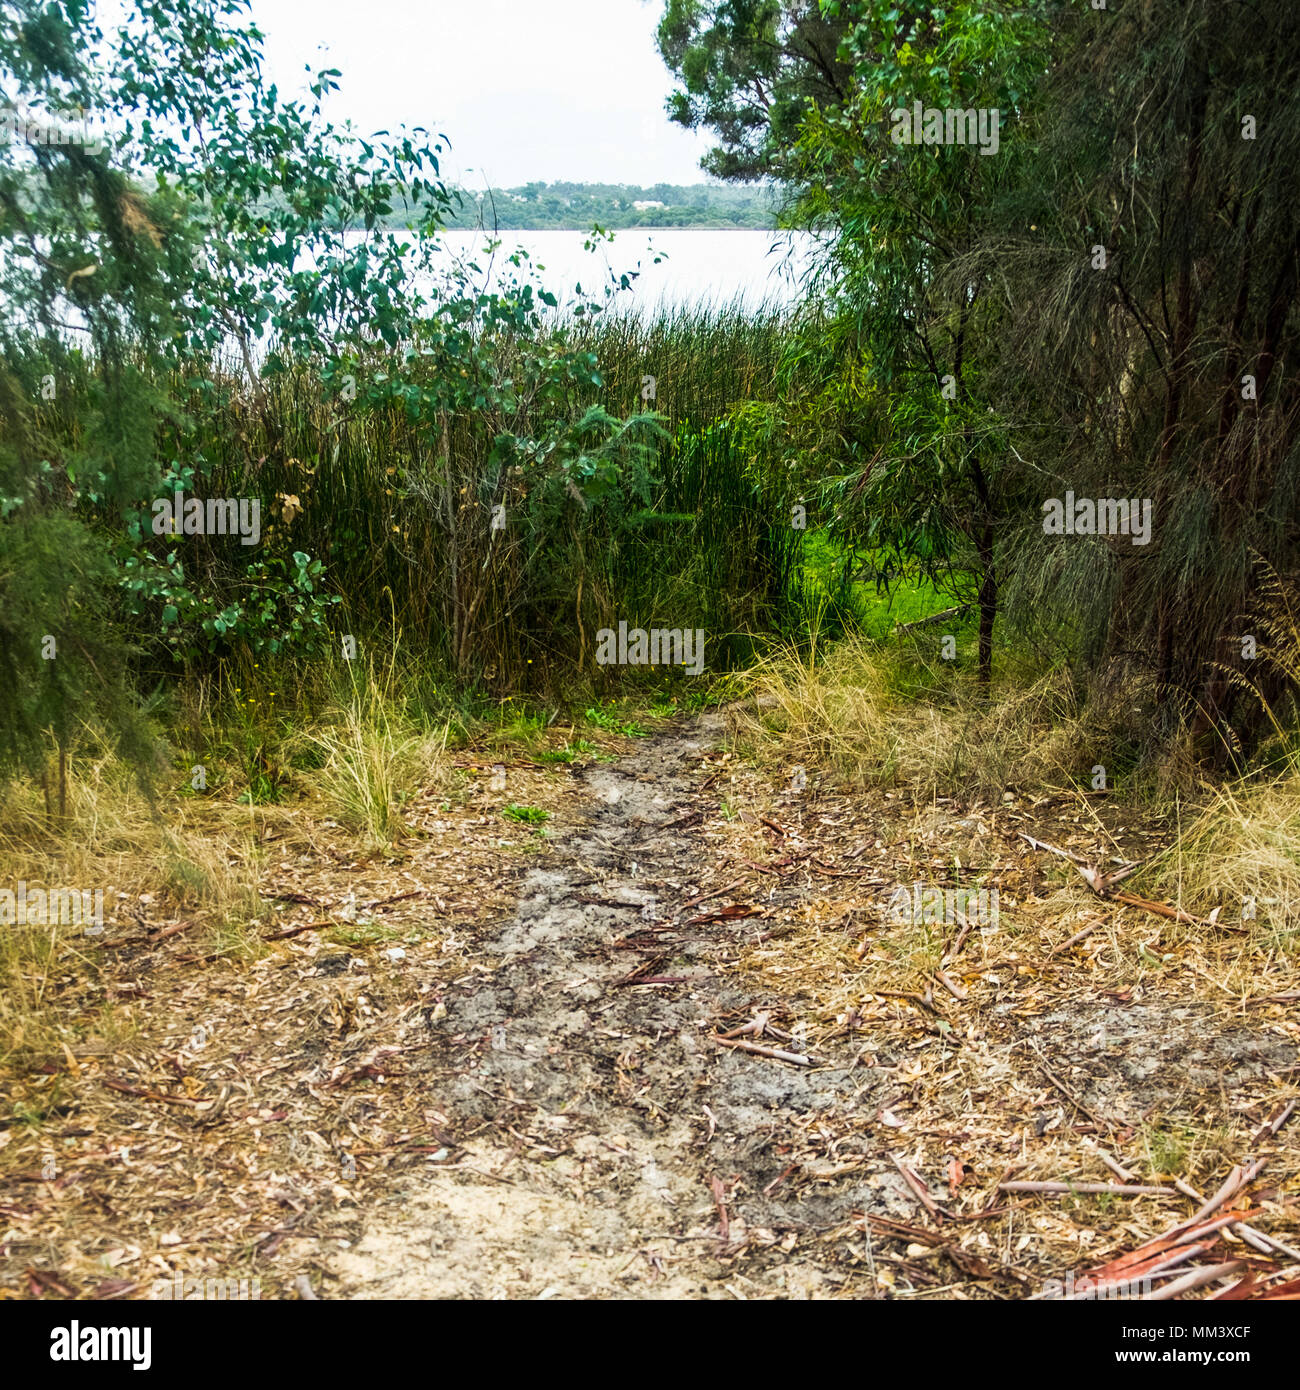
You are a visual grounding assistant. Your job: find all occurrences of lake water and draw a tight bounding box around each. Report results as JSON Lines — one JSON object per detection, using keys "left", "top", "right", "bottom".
{"left": 429, "top": 228, "right": 815, "bottom": 313}
{"left": 5, "top": 228, "right": 815, "bottom": 370}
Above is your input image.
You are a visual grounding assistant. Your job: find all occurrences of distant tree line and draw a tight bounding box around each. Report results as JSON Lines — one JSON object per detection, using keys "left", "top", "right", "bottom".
{"left": 435, "top": 182, "right": 777, "bottom": 230}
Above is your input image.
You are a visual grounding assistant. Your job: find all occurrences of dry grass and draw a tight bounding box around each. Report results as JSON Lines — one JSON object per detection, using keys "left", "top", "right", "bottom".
{"left": 1136, "top": 772, "right": 1300, "bottom": 960}
{"left": 727, "top": 633, "right": 1113, "bottom": 800}
{"left": 306, "top": 684, "right": 452, "bottom": 850}
{"left": 0, "top": 693, "right": 627, "bottom": 1300}
{"left": 693, "top": 739, "right": 1298, "bottom": 1297}
{"left": 0, "top": 659, "right": 459, "bottom": 1067}
{"left": 0, "top": 749, "right": 270, "bottom": 1067}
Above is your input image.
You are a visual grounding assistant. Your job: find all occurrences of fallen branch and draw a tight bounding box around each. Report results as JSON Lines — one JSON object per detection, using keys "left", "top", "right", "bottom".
{"left": 943, "top": 912, "right": 975, "bottom": 962}
{"left": 361, "top": 889, "right": 424, "bottom": 910}
{"left": 614, "top": 975, "right": 697, "bottom": 987}
{"left": 1032, "top": 1050, "right": 1115, "bottom": 1132}
{"left": 1083, "top": 1139, "right": 1138, "bottom": 1183}
{"left": 1018, "top": 832, "right": 1223, "bottom": 930}
{"left": 895, "top": 603, "right": 973, "bottom": 633}
{"left": 263, "top": 918, "right": 337, "bottom": 942}
{"left": 154, "top": 919, "right": 200, "bottom": 942}
{"left": 680, "top": 878, "right": 744, "bottom": 911}
{"left": 934, "top": 969, "right": 968, "bottom": 1002}
{"left": 710, "top": 1035, "right": 819, "bottom": 1067}
{"left": 718, "top": 1014, "right": 769, "bottom": 1040}
{"left": 614, "top": 956, "right": 668, "bottom": 986}
{"left": 999, "top": 1180, "right": 1176, "bottom": 1196}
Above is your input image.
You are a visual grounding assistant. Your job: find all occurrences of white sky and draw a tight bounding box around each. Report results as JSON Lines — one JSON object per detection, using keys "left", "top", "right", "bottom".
{"left": 245, "top": 0, "right": 716, "bottom": 187}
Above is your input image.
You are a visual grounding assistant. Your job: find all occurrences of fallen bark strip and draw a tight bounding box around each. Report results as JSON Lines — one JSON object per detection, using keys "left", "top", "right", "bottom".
{"left": 710, "top": 1035, "right": 819, "bottom": 1067}
{"left": 1174, "top": 1159, "right": 1267, "bottom": 1232}
{"left": 1173, "top": 1171, "right": 1300, "bottom": 1261}
{"left": 1253, "top": 1098, "right": 1296, "bottom": 1142}
{"left": 1049, "top": 1244, "right": 1214, "bottom": 1301}
{"left": 762, "top": 1162, "right": 799, "bottom": 1196}
{"left": 890, "top": 1153, "right": 945, "bottom": 1220}
{"left": 1085, "top": 1212, "right": 1250, "bottom": 1291}
{"left": 709, "top": 1176, "right": 730, "bottom": 1242}
{"left": 742, "top": 858, "right": 782, "bottom": 875}
{"left": 999, "top": 1180, "right": 1176, "bottom": 1196}
{"left": 1141, "top": 1261, "right": 1244, "bottom": 1301}
{"left": 1213, "top": 1272, "right": 1300, "bottom": 1301}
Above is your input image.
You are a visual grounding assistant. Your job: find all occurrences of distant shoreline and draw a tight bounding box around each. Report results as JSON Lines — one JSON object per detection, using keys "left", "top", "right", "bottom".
{"left": 433, "top": 180, "right": 778, "bottom": 233}
{"left": 438, "top": 219, "right": 776, "bottom": 232}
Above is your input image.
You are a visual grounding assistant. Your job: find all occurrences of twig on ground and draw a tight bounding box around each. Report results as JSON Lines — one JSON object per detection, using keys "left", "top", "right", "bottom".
{"left": 999, "top": 1180, "right": 1176, "bottom": 1196}
{"left": 710, "top": 1035, "right": 819, "bottom": 1067}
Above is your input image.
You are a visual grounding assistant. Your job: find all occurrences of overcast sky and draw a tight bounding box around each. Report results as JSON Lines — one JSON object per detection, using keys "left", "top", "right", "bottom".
{"left": 244, "top": 0, "right": 715, "bottom": 187}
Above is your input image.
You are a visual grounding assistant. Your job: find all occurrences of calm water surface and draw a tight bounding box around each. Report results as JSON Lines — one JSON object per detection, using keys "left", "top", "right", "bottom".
{"left": 429, "top": 228, "right": 815, "bottom": 312}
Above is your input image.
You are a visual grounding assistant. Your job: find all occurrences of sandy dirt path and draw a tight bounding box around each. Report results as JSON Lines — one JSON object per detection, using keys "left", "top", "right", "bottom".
{"left": 311, "top": 713, "right": 1297, "bottom": 1300}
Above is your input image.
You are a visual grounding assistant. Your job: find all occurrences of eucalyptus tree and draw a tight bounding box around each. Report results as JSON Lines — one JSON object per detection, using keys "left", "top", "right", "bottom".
{"left": 789, "top": 0, "right": 1052, "bottom": 684}
{"left": 657, "top": 0, "right": 854, "bottom": 181}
